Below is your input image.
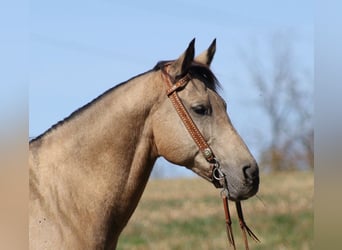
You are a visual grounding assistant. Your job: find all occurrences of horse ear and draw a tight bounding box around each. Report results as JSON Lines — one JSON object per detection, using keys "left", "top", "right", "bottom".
{"left": 168, "top": 38, "right": 195, "bottom": 80}
{"left": 194, "top": 38, "right": 216, "bottom": 66}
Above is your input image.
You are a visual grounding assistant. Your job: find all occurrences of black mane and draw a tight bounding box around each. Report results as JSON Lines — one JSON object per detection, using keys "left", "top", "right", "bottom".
{"left": 153, "top": 61, "right": 221, "bottom": 93}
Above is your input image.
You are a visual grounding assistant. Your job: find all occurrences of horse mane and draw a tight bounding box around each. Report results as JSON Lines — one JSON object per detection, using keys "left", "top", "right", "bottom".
{"left": 153, "top": 60, "right": 221, "bottom": 93}
{"left": 30, "top": 61, "right": 221, "bottom": 143}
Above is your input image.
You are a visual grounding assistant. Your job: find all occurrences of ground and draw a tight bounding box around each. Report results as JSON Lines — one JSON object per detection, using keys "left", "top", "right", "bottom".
{"left": 117, "top": 171, "right": 313, "bottom": 250}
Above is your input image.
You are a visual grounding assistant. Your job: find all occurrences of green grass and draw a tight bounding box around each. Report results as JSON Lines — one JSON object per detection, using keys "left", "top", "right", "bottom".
{"left": 117, "top": 172, "right": 313, "bottom": 250}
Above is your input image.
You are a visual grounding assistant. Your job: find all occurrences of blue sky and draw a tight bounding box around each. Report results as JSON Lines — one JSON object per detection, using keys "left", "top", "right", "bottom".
{"left": 28, "top": 0, "right": 313, "bottom": 177}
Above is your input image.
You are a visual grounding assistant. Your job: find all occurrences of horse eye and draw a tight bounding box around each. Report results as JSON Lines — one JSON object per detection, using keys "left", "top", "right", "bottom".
{"left": 192, "top": 105, "right": 211, "bottom": 116}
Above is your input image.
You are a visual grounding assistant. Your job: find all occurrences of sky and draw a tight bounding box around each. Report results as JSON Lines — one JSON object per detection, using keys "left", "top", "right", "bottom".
{"left": 28, "top": 0, "right": 313, "bottom": 177}
{"left": 6, "top": 2, "right": 342, "bottom": 248}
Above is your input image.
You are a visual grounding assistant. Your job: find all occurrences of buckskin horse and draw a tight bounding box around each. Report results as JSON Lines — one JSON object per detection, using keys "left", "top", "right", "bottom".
{"left": 29, "top": 39, "right": 259, "bottom": 249}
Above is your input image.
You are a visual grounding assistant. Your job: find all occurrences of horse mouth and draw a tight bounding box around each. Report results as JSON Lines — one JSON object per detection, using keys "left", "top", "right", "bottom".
{"left": 226, "top": 176, "right": 259, "bottom": 201}
{"left": 228, "top": 189, "right": 257, "bottom": 201}
{"left": 193, "top": 167, "right": 259, "bottom": 201}
{"left": 210, "top": 170, "right": 259, "bottom": 200}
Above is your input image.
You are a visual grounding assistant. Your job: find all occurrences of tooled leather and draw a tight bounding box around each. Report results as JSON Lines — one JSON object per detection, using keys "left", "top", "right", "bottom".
{"left": 162, "top": 67, "right": 215, "bottom": 163}
{"left": 166, "top": 75, "right": 191, "bottom": 96}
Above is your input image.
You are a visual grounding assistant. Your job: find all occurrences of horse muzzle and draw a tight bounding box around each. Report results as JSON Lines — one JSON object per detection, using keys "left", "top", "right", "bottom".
{"left": 212, "top": 162, "right": 259, "bottom": 201}
{"left": 226, "top": 174, "right": 259, "bottom": 201}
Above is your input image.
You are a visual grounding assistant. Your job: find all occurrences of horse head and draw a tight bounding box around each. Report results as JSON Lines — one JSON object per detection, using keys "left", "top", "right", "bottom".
{"left": 152, "top": 39, "right": 259, "bottom": 201}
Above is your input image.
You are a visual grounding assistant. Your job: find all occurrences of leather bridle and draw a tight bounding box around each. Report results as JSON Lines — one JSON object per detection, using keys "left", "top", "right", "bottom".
{"left": 161, "top": 65, "right": 225, "bottom": 188}
{"left": 161, "top": 65, "right": 260, "bottom": 249}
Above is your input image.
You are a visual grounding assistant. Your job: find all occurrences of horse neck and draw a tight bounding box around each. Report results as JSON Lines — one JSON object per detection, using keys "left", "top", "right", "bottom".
{"left": 30, "top": 71, "right": 164, "bottom": 247}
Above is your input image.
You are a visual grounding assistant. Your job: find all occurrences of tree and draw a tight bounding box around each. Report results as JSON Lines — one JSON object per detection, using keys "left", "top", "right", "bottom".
{"left": 242, "top": 33, "right": 313, "bottom": 171}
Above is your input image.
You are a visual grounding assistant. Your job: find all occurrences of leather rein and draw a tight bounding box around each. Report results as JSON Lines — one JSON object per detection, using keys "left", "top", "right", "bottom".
{"left": 161, "top": 65, "right": 260, "bottom": 249}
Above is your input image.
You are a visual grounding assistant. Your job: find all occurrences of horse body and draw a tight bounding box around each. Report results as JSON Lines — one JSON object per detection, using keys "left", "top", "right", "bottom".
{"left": 29, "top": 40, "right": 259, "bottom": 249}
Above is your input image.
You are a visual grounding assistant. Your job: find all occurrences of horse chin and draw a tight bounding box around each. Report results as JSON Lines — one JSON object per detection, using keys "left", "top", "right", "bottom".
{"left": 189, "top": 167, "right": 224, "bottom": 189}
{"left": 212, "top": 178, "right": 224, "bottom": 188}
{"left": 226, "top": 179, "right": 259, "bottom": 201}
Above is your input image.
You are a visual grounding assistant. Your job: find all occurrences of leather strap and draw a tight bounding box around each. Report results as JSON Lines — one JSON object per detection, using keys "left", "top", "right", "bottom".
{"left": 223, "top": 196, "right": 236, "bottom": 249}
{"left": 161, "top": 66, "right": 216, "bottom": 164}
{"left": 166, "top": 75, "right": 190, "bottom": 96}
{"left": 162, "top": 65, "right": 259, "bottom": 250}
{"left": 161, "top": 65, "right": 260, "bottom": 250}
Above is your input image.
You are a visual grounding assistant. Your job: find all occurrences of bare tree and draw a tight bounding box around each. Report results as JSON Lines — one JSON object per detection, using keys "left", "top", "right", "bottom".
{"left": 242, "top": 33, "right": 313, "bottom": 171}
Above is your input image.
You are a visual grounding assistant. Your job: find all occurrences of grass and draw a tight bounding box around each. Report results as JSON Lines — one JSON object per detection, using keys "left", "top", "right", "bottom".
{"left": 117, "top": 171, "right": 313, "bottom": 250}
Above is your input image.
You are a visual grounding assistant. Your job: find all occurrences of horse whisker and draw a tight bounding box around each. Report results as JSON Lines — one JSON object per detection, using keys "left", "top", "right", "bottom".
{"left": 255, "top": 194, "right": 267, "bottom": 208}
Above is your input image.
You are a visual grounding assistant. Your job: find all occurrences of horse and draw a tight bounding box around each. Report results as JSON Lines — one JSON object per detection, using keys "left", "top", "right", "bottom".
{"left": 29, "top": 39, "right": 259, "bottom": 249}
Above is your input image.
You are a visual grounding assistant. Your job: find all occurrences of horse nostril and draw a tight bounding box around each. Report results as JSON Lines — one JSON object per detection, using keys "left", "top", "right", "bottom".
{"left": 242, "top": 163, "right": 259, "bottom": 180}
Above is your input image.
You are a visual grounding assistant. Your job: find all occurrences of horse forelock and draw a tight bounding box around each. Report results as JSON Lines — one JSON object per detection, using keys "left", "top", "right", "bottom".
{"left": 188, "top": 62, "right": 221, "bottom": 93}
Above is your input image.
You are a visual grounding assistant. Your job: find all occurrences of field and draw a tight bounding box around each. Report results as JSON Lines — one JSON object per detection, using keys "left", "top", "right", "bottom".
{"left": 117, "top": 171, "right": 313, "bottom": 250}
